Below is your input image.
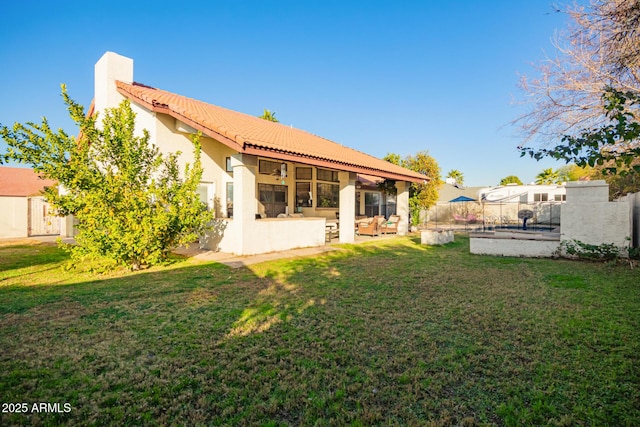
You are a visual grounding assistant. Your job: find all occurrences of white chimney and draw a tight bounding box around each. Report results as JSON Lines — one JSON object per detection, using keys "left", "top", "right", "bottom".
{"left": 94, "top": 52, "right": 133, "bottom": 115}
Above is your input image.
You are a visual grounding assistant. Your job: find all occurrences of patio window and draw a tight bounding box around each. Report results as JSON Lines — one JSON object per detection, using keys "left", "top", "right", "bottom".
{"left": 296, "top": 167, "right": 313, "bottom": 208}
{"left": 296, "top": 182, "right": 312, "bottom": 208}
{"left": 317, "top": 168, "right": 339, "bottom": 182}
{"left": 259, "top": 159, "right": 282, "bottom": 175}
{"left": 364, "top": 192, "right": 380, "bottom": 217}
{"left": 259, "top": 184, "right": 287, "bottom": 217}
{"left": 317, "top": 183, "right": 339, "bottom": 208}
{"left": 226, "top": 182, "right": 233, "bottom": 218}
{"left": 296, "top": 167, "right": 312, "bottom": 180}
{"left": 534, "top": 193, "right": 549, "bottom": 202}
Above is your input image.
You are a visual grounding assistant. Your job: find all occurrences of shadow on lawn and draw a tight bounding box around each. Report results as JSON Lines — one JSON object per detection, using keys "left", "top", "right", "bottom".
{"left": 1, "top": 236, "right": 531, "bottom": 426}
{"left": 2, "top": 235, "right": 639, "bottom": 426}
{"left": 1, "top": 237, "right": 461, "bottom": 335}
{"left": 0, "top": 242, "right": 70, "bottom": 278}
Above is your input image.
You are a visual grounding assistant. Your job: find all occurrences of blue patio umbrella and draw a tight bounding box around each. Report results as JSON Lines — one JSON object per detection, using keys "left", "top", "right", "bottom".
{"left": 449, "top": 195, "right": 476, "bottom": 203}
{"left": 448, "top": 195, "right": 477, "bottom": 230}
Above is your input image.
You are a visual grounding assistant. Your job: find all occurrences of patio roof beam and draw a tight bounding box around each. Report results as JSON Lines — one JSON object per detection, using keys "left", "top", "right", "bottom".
{"left": 243, "top": 146, "right": 427, "bottom": 184}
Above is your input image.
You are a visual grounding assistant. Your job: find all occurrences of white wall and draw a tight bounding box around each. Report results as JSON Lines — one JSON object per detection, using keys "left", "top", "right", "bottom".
{"left": 470, "top": 235, "right": 560, "bottom": 257}
{"left": 561, "top": 180, "right": 631, "bottom": 248}
{"left": 338, "top": 171, "right": 356, "bottom": 243}
{"left": 396, "top": 181, "right": 409, "bottom": 235}
{"left": 201, "top": 217, "right": 326, "bottom": 255}
{"left": 0, "top": 196, "right": 28, "bottom": 238}
{"left": 470, "top": 181, "right": 637, "bottom": 258}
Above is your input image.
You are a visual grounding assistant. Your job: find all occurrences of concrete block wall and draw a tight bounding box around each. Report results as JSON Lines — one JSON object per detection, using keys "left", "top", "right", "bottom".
{"left": 561, "top": 181, "right": 632, "bottom": 248}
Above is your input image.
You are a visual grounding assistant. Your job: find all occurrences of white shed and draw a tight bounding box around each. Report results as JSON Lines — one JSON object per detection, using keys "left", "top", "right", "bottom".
{"left": 0, "top": 167, "right": 59, "bottom": 238}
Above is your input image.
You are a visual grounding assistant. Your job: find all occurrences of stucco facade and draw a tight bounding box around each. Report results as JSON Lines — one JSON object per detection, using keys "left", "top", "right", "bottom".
{"left": 0, "top": 196, "right": 28, "bottom": 238}
{"left": 90, "top": 52, "right": 420, "bottom": 255}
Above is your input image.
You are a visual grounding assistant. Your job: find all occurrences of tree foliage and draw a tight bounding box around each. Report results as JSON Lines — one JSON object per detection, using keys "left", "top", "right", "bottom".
{"left": 499, "top": 175, "right": 523, "bottom": 186}
{"left": 591, "top": 157, "right": 640, "bottom": 199}
{"left": 384, "top": 151, "right": 441, "bottom": 225}
{"left": 0, "top": 86, "right": 214, "bottom": 270}
{"left": 258, "top": 109, "right": 279, "bottom": 123}
{"left": 556, "top": 163, "right": 593, "bottom": 182}
{"left": 445, "top": 169, "right": 464, "bottom": 185}
{"left": 521, "top": 88, "right": 640, "bottom": 175}
{"left": 515, "top": 0, "right": 640, "bottom": 143}
{"left": 535, "top": 168, "right": 561, "bottom": 185}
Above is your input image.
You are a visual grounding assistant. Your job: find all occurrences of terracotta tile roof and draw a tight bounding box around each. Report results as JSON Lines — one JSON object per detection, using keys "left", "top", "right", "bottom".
{"left": 115, "top": 81, "right": 428, "bottom": 183}
{"left": 0, "top": 167, "right": 56, "bottom": 197}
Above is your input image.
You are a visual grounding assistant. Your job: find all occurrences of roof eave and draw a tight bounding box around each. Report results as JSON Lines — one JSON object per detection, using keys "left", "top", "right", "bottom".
{"left": 244, "top": 145, "right": 428, "bottom": 183}
{"left": 116, "top": 83, "right": 427, "bottom": 184}
{"left": 116, "top": 85, "right": 244, "bottom": 152}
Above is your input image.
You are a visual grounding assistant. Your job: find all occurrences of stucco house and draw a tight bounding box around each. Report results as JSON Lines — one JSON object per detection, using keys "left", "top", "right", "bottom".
{"left": 80, "top": 52, "right": 427, "bottom": 255}
{"left": 0, "top": 166, "right": 58, "bottom": 237}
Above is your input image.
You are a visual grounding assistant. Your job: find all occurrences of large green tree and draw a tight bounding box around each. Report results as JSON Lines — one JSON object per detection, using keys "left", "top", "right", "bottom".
{"left": 384, "top": 151, "right": 441, "bottom": 225}
{"left": 535, "top": 168, "right": 561, "bottom": 185}
{"left": 0, "top": 86, "right": 214, "bottom": 270}
{"left": 556, "top": 164, "right": 594, "bottom": 182}
{"left": 499, "top": 175, "right": 523, "bottom": 186}
{"left": 258, "top": 109, "right": 279, "bottom": 123}
{"left": 521, "top": 88, "right": 640, "bottom": 194}
{"left": 445, "top": 169, "right": 464, "bottom": 186}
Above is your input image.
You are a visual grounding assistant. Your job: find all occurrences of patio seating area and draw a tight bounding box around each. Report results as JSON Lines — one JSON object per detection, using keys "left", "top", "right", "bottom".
{"left": 325, "top": 214, "right": 403, "bottom": 241}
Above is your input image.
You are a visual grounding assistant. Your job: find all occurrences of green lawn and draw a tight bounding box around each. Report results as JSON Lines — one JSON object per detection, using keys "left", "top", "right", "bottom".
{"left": 0, "top": 236, "right": 638, "bottom": 426}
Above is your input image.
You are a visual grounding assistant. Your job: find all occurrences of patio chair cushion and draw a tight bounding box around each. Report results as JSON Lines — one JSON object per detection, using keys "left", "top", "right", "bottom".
{"left": 380, "top": 215, "right": 400, "bottom": 234}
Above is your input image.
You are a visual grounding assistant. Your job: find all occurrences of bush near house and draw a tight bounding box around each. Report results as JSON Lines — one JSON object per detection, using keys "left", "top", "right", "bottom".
{"left": 0, "top": 88, "right": 213, "bottom": 270}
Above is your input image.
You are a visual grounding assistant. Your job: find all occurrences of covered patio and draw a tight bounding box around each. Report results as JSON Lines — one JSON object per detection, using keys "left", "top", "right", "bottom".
{"left": 199, "top": 153, "right": 423, "bottom": 255}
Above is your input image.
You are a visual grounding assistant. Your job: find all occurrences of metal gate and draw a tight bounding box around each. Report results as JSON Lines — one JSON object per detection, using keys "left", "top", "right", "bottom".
{"left": 28, "top": 197, "right": 60, "bottom": 236}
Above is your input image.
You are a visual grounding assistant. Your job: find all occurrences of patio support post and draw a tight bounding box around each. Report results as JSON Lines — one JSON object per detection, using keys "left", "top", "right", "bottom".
{"left": 231, "top": 154, "right": 257, "bottom": 253}
{"left": 396, "top": 181, "right": 410, "bottom": 235}
{"left": 338, "top": 171, "right": 356, "bottom": 243}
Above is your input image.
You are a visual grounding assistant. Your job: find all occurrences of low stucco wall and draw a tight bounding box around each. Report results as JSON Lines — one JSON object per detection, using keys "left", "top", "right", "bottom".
{"left": 421, "top": 229, "right": 454, "bottom": 245}
{"left": 561, "top": 181, "right": 631, "bottom": 248}
{"left": 469, "top": 182, "right": 638, "bottom": 258}
{"left": 0, "top": 196, "right": 28, "bottom": 238}
{"left": 201, "top": 217, "right": 326, "bottom": 255}
{"left": 470, "top": 231, "right": 560, "bottom": 257}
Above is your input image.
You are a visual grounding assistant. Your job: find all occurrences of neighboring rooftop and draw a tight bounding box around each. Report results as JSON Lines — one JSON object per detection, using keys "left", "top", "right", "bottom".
{"left": 437, "top": 182, "right": 483, "bottom": 202}
{"left": 115, "top": 81, "right": 428, "bottom": 183}
{"left": 0, "top": 167, "right": 55, "bottom": 197}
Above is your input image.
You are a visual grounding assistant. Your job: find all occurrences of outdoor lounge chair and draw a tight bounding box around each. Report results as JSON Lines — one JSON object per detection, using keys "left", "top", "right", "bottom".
{"left": 357, "top": 215, "right": 385, "bottom": 236}
{"left": 452, "top": 214, "right": 468, "bottom": 224}
{"left": 380, "top": 215, "right": 400, "bottom": 234}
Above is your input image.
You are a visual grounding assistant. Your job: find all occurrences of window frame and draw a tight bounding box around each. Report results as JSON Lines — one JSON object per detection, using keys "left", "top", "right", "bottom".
{"left": 259, "top": 159, "right": 281, "bottom": 175}
{"left": 317, "top": 168, "right": 339, "bottom": 183}
{"left": 316, "top": 182, "right": 339, "bottom": 208}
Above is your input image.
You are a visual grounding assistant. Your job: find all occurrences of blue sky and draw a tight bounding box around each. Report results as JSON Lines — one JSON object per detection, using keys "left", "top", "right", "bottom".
{"left": 0, "top": 1, "right": 578, "bottom": 187}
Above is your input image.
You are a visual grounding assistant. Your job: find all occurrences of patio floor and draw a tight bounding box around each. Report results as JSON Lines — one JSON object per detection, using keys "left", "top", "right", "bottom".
{"left": 174, "top": 232, "right": 399, "bottom": 268}
{"left": 2, "top": 232, "right": 401, "bottom": 270}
